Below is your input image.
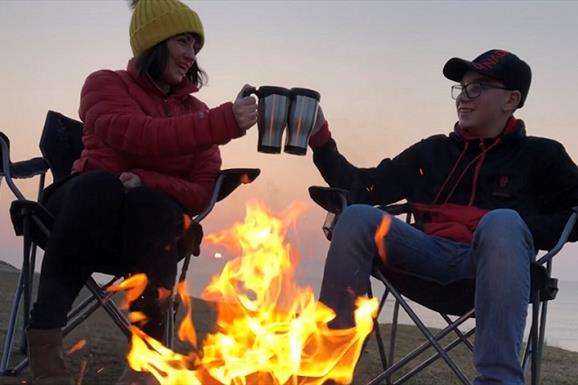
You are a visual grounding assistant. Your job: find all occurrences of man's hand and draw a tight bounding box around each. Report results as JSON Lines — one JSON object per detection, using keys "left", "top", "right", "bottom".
{"left": 233, "top": 84, "right": 258, "bottom": 131}
{"left": 119, "top": 172, "right": 142, "bottom": 190}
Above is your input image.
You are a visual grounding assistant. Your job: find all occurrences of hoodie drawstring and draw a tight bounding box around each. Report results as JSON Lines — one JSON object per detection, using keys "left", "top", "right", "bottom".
{"left": 433, "top": 138, "right": 501, "bottom": 206}
{"left": 433, "top": 142, "right": 470, "bottom": 204}
{"left": 468, "top": 139, "right": 501, "bottom": 205}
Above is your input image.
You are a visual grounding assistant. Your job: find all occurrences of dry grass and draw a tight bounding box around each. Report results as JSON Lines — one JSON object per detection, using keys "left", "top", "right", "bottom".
{"left": 1, "top": 270, "right": 577, "bottom": 385}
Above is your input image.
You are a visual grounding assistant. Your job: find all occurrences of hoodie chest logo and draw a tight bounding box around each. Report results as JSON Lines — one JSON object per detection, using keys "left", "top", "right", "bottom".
{"left": 499, "top": 175, "right": 509, "bottom": 188}
{"left": 491, "top": 174, "right": 515, "bottom": 200}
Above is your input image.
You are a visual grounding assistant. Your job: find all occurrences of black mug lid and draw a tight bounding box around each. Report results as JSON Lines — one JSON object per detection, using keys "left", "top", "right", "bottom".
{"left": 257, "top": 86, "right": 291, "bottom": 98}
{"left": 290, "top": 87, "right": 321, "bottom": 101}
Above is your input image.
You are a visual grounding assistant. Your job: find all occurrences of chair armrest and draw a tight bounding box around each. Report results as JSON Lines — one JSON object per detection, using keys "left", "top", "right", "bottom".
{"left": 308, "top": 186, "right": 349, "bottom": 214}
{"left": 193, "top": 168, "right": 261, "bottom": 223}
{"left": 1, "top": 132, "right": 49, "bottom": 201}
{"left": 10, "top": 200, "right": 54, "bottom": 249}
{"left": 1, "top": 132, "right": 14, "bottom": 179}
{"left": 216, "top": 168, "right": 260, "bottom": 202}
{"left": 1, "top": 131, "right": 50, "bottom": 179}
{"left": 536, "top": 206, "right": 578, "bottom": 265}
{"left": 9, "top": 157, "right": 49, "bottom": 179}
{"left": 376, "top": 203, "right": 411, "bottom": 216}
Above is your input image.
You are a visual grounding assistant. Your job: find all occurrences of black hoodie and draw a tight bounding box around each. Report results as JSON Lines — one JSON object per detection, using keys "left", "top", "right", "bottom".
{"left": 312, "top": 118, "right": 578, "bottom": 250}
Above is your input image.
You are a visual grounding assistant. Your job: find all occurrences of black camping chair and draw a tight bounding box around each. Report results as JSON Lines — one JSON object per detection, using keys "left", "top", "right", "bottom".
{"left": 0, "top": 110, "right": 260, "bottom": 376}
{"left": 308, "top": 185, "right": 577, "bottom": 385}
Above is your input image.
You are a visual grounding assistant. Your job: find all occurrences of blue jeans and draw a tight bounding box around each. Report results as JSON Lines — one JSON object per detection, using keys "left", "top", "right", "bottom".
{"left": 319, "top": 204, "right": 534, "bottom": 385}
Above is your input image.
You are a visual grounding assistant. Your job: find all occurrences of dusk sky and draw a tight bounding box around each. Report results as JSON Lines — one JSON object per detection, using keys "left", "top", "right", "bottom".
{"left": 1, "top": 0, "right": 577, "bottom": 294}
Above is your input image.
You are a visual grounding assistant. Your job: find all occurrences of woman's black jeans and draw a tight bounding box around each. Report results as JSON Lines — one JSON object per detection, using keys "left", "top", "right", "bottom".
{"left": 29, "top": 171, "right": 184, "bottom": 340}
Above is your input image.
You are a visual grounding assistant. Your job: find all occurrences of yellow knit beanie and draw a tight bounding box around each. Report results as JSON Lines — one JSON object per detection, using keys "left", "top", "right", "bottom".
{"left": 129, "top": 0, "right": 205, "bottom": 57}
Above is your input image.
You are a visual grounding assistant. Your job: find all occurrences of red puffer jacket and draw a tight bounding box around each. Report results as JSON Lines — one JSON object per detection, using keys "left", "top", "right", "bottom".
{"left": 72, "top": 59, "right": 245, "bottom": 215}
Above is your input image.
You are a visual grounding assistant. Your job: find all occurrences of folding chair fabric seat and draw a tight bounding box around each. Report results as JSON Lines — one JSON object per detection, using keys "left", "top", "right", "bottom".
{"left": 375, "top": 264, "right": 475, "bottom": 317}
{"left": 8, "top": 195, "right": 202, "bottom": 278}
{"left": 374, "top": 262, "right": 557, "bottom": 318}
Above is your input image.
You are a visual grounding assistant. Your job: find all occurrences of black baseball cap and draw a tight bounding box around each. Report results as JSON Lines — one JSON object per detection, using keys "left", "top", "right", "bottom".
{"left": 443, "top": 49, "right": 532, "bottom": 108}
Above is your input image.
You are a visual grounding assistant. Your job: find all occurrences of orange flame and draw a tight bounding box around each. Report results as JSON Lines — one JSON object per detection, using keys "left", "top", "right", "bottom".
{"left": 66, "top": 339, "right": 86, "bottom": 355}
{"left": 121, "top": 201, "right": 377, "bottom": 385}
{"left": 176, "top": 281, "right": 197, "bottom": 350}
{"left": 183, "top": 214, "right": 192, "bottom": 231}
{"left": 240, "top": 174, "right": 251, "bottom": 184}
{"left": 158, "top": 287, "right": 172, "bottom": 302}
{"left": 374, "top": 214, "right": 392, "bottom": 264}
{"left": 128, "top": 312, "right": 148, "bottom": 324}
{"left": 107, "top": 273, "right": 148, "bottom": 310}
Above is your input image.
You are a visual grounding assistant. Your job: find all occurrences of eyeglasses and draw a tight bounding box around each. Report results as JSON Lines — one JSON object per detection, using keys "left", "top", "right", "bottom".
{"left": 451, "top": 82, "right": 508, "bottom": 100}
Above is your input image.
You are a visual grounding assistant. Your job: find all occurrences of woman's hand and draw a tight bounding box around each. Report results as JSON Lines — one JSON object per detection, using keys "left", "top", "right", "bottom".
{"left": 233, "top": 84, "right": 258, "bottom": 131}
{"left": 119, "top": 172, "right": 142, "bottom": 190}
{"left": 311, "top": 105, "right": 326, "bottom": 137}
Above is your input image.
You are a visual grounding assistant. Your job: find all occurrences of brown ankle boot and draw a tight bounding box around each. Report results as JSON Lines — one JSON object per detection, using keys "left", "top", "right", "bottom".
{"left": 27, "top": 328, "right": 73, "bottom": 385}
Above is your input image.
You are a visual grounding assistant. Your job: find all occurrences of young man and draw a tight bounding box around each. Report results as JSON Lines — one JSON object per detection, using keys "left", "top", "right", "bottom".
{"left": 308, "top": 49, "right": 578, "bottom": 385}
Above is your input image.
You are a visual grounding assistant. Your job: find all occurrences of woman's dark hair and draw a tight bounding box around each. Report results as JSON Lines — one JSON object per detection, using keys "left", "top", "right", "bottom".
{"left": 135, "top": 37, "right": 208, "bottom": 89}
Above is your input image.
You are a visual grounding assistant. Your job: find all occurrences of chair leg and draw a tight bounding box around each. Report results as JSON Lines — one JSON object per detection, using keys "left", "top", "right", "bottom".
{"left": 20, "top": 220, "right": 33, "bottom": 356}
{"left": 534, "top": 299, "right": 548, "bottom": 385}
{"left": 389, "top": 299, "right": 399, "bottom": 371}
{"left": 382, "top": 310, "right": 474, "bottom": 385}
{"left": 521, "top": 315, "right": 535, "bottom": 375}
{"left": 84, "top": 277, "right": 131, "bottom": 338}
{"left": 368, "top": 283, "right": 388, "bottom": 372}
{"left": 0, "top": 221, "right": 41, "bottom": 375}
{"left": 63, "top": 295, "right": 102, "bottom": 333}
{"left": 178, "top": 255, "right": 192, "bottom": 288}
{"left": 0, "top": 265, "right": 27, "bottom": 374}
{"left": 441, "top": 313, "right": 474, "bottom": 352}
{"left": 375, "top": 298, "right": 400, "bottom": 385}
{"left": 165, "top": 295, "right": 176, "bottom": 349}
{"left": 19, "top": 245, "right": 39, "bottom": 356}
{"left": 366, "top": 280, "right": 473, "bottom": 385}
{"left": 367, "top": 310, "right": 474, "bottom": 385}
{"left": 27, "top": 243, "right": 38, "bottom": 313}
{"left": 63, "top": 276, "right": 122, "bottom": 336}
{"left": 534, "top": 260, "right": 553, "bottom": 385}
{"left": 530, "top": 289, "right": 540, "bottom": 385}
{"left": 167, "top": 255, "right": 194, "bottom": 348}
{"left": 394, "top": 328, "right": 476, "bottom": 385}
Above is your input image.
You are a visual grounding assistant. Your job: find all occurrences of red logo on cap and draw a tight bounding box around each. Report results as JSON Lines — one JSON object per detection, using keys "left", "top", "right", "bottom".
{"left": 472, "top": 50, "right": 508, "bottom": 71}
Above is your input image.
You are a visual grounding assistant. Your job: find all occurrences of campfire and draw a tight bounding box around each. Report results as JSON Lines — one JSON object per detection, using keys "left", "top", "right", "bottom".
{"left": 109, "top": 201, "right": 378, "bottom": 385}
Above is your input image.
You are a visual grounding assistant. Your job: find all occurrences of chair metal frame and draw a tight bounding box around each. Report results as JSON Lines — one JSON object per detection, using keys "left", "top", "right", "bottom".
{"left": 308, "top": 185, "right": 577, "bottom": 385}
{"left": 0, "top": 110, "right": 260, "bottom": 376}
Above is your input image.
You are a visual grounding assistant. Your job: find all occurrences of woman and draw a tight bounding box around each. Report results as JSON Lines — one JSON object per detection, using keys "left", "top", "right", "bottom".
{"left": 25, "top": 1, "right": 257, "bottom": 384}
